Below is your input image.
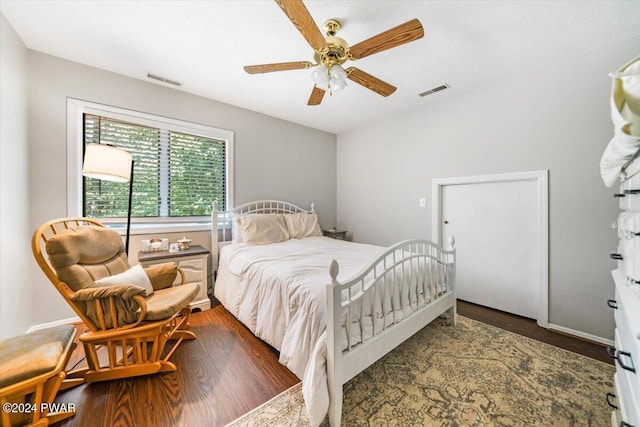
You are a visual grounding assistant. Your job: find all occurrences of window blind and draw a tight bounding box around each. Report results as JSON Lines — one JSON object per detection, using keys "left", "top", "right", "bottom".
{"left": 83, "top": 113, "right": 226, "bottom": 220}
{"left": 168, "top": 131, "right": 226, "bottom": 216}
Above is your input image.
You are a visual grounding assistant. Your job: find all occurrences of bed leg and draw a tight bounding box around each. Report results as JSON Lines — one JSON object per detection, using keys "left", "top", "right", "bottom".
{"left": 448, "top": 300, "right": 457, "bottom": 326}
{"left": 327, "top": 384, "right": 343, "bottom": 427}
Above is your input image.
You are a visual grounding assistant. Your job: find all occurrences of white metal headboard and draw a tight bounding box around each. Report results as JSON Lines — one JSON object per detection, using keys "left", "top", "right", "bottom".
{"left": 211, "top": 200, "right": 315, "bottom": 272}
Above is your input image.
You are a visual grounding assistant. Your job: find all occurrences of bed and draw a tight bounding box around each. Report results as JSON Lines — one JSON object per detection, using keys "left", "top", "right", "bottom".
{"left": 211, "top": 200, "right": 456, "bottom": 426}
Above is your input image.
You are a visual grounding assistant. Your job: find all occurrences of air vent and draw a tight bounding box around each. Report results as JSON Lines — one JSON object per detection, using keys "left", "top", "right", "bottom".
{"left": 419, "top": 83, "right": 450, "bottom": 97}
{"left": 147, "top": 73, "right": 182, "bottom": 87}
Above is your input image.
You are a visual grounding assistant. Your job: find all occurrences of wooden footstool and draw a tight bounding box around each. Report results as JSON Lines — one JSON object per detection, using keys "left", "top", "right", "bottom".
{"left": 0, "top": 325, "right": 83, "bottom": 427}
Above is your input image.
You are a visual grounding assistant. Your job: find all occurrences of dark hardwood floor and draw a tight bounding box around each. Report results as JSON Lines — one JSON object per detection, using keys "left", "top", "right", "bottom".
{"left": 57, "top": 304, "right": 299, "bottom": 427}
{"left": 54, "top": 299, "right": 611, "bottom": 426}
{"left": 456, "top": 300, "right": 612, "bottom": 364}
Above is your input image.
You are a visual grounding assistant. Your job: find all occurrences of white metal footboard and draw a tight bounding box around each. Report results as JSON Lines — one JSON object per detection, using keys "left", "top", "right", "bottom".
{"left": 325, "top": 237, "right": 456, "bottom": 427}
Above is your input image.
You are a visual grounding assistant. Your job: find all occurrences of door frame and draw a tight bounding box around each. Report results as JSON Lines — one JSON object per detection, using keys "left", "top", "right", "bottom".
{"left": 432, "top": 170, "right": 549, "bottom": 327}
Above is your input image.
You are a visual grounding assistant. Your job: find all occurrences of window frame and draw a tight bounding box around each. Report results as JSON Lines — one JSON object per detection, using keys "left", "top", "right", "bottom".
{"left": 67, "top": 98, "right": 234, "bottom": 229}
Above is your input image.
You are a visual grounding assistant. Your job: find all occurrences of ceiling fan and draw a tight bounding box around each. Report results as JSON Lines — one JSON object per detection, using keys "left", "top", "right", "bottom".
{"left": 243, "top": 0, "right": 424, "bottom": 106}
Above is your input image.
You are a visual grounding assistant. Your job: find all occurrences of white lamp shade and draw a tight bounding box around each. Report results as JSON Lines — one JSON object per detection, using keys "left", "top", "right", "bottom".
{"left": 82, "top": 143, "right": 132, "bottom": 183}
{"left": 330, "top": 64, "right": 347, "bottom": 81}
{"left": 311, "top": 65, "right": 330, "bottom": 91}
{"left": 331, "top": 78, "right": 347, "bottom": 92}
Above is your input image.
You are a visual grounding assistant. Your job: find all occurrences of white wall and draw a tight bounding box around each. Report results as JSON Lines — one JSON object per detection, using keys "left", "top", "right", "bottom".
{"left": 0, "top": 14, "right": 32, "bottom": 339}
{"left": 337, "top": 37, "right": 640, "bottom": 341}
{"left": 27, "top": 51, "right": 336, "bottom": 327}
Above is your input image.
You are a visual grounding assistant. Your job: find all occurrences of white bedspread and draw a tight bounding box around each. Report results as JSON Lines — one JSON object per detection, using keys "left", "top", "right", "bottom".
{"left": 214, "top": 236, "right": 385, "bottom": 425}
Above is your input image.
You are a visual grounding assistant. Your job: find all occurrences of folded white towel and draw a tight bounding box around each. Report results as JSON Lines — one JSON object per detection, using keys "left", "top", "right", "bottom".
{"left": 600, "top": 57, "right": 640, "bottom": 187}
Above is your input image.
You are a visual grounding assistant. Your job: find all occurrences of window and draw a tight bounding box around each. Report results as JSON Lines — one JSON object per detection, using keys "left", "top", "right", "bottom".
{"left": 68, "top": 99, "right": 234, "bottom": 226}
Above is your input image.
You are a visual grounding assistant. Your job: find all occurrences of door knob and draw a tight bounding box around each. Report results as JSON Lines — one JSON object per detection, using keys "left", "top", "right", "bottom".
{"left": 443, "top": 220, "right": 449, "bottom": 224}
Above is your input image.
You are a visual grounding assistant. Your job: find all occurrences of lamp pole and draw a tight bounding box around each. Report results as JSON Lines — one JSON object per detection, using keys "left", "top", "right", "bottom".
{"left": 125, "top": 160, "right": 134, "bottom": 256}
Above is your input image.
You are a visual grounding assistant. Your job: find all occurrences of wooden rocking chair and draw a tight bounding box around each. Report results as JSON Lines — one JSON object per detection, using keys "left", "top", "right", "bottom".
{"left": 32, "top": 218, "right": 199, "bottom": 383}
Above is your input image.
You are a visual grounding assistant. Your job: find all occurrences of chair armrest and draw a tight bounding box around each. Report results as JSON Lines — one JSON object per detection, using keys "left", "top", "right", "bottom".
{"left": 144, "top": 262, "right": 184, "bottom": 291}
{"left": 72, "top": 284, "right": 146, "bottom": 302}
{"left": 71, "top": 285, "right": 147, "bottom": 330}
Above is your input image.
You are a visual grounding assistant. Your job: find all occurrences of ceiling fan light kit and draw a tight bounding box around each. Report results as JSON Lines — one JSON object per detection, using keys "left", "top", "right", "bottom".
{"left": 311, "top": 63, "right": 347, "bottom": 94}
{"left": 245, "top": 0, "right": 424, "bottom": 106}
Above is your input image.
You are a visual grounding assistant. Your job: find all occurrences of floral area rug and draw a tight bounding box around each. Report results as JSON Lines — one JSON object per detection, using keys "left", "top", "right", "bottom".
{"left": 226, "top": 316, "right": 614, "bottom": 426}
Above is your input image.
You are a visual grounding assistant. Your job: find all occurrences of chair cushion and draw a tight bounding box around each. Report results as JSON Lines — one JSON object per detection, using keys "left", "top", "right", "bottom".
{"left": 0, "top": 325, "right": 75, "bottom": 388}
{"left": 144, "top": 283, "right": 200, "bottom": 321}
{"left": 47, "top": 225, "right": 129, "bottom": 291}
{"left": 144, "top": 262, "right": 179, "bottom": 291}
{"left": 95, "top": 264, "right": 154, "bottom": 296}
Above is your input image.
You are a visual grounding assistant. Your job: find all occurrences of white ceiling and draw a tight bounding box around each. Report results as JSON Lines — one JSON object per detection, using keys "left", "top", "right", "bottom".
{"left": 2, "top": 1, "right": 640, "bottom": 134}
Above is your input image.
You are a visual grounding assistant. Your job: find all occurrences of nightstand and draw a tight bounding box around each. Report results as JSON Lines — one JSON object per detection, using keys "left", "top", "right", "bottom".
{"left": 322, "top": 229, "right": 347, "bottom": 240}
{"left": 138, "top": 245, "right": 211, "bottom": 312}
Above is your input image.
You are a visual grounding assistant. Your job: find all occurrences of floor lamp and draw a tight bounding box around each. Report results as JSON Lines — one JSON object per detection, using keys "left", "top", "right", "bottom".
{"left": 82, "top": 143, "right": 134, "bottom": 255}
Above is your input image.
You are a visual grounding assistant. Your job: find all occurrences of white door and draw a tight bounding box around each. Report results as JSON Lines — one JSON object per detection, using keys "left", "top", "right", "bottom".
{"left": 436, "top": 172, "right": 547, "bottom": 322}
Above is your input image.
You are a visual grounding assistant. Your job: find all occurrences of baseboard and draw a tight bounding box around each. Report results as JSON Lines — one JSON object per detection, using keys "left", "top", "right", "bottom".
{"left": 547, "top": 323, "right": 614, "bottom": 347}
{"left": 26, "top": 316, "right": 81, "bottom": 333}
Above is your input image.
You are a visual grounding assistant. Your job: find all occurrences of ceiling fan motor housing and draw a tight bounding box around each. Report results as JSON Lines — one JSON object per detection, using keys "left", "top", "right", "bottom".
{"left": 314, "top": 35, "right": 349, "bottom": 66}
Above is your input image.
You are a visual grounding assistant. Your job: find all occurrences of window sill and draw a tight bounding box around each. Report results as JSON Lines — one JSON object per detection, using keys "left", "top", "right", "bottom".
{"left": 107, "top": 222, "right": 213, "bottom": 236}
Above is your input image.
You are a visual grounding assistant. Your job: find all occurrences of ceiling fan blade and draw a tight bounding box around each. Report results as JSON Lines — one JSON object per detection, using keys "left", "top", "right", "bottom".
{"left": 308, "top": 86, "right": 325, "bottom": 105}
{"left": 347, "top": 67, "right": 397, "bottom": 97}
{"left": 349, "top": 18, "right": 424, "bottom": 60}
{"left": 244, "top": 61, "right": 313, "bottom": 74}
{"left": 274, "top": 0, "right": 327, "bottom": 52}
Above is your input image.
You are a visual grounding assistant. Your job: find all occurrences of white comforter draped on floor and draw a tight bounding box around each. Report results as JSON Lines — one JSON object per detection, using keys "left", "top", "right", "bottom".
{"left": 214, "top": 236, "right": 385, "bottom": 425}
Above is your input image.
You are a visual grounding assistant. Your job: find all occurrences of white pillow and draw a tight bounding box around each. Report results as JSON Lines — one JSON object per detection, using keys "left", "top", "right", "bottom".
{"left": 95, "top": 264, "right": 154, "bottom": 296}
{"left": 231, "top": 214, "right": 243, "bottom": 243}
{"left": 284, "top": 212, "right": 323, "bottom": 239}
{"left": 239, "top": 214, "right": 290, "bottom": 245}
